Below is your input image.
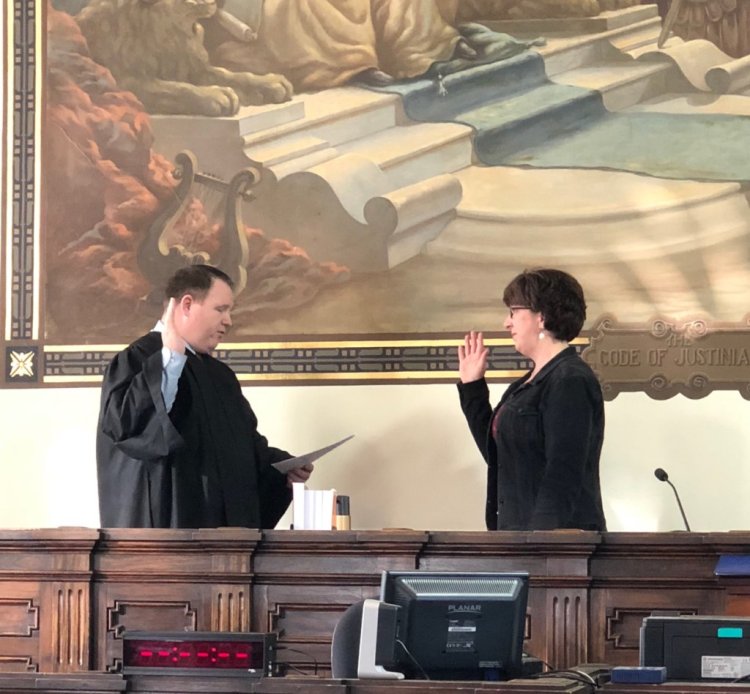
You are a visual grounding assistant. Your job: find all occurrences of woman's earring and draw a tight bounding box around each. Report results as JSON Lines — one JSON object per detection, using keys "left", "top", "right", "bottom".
{"left": 538, "top": 330, "right": 545, "bottom": 340}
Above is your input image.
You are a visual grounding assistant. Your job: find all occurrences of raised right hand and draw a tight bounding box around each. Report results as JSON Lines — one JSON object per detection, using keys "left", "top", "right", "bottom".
{"left": 458, "top": 330, "right": 488, "bottom": 383}
{"left": 161, "top": 297, "right": 187, "bottom": 354}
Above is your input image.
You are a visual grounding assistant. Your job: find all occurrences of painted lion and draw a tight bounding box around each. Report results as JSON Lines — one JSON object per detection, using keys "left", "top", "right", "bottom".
{"left": 75, "top": 0, "right": 293, "bottom": 116}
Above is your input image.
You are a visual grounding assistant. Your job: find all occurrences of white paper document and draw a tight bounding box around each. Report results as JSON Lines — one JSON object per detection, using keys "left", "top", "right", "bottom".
{"left": 272, "top": 434, "right": 354, "bottom": 474}
{"left": 292, "top": 483, "right": 336, "bottom": 531}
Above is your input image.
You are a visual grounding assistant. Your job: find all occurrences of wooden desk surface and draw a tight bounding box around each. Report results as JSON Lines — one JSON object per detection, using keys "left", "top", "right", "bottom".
{"left": 0, "top": 672, "right": 598, "bottom": 693}
{"left": 2, "top": 673, "right": 750, "bottom": 694}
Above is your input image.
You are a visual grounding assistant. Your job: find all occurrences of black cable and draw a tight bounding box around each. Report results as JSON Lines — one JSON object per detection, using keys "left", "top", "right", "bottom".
{"left": 273, "top": 645, "right": 319, "bottom": 677}
{"left": 525, "top": 652, "right": 555, "bottom": 672}
{"left": 522, "top": 651, "right": 599, "bottom": 691}
{"left": 283, "top": 662, "right": 313, "bottom": 677}
{"left": 559, "top": 668, "right": 598, "bottom": 688}
{"left": 395, "top": 638, "right": 429, "bottom": 680}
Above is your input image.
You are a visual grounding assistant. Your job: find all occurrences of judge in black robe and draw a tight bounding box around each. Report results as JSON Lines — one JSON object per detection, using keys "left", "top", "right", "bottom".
{"left": 96, "top": 265, "right": 299, "bottom": 529}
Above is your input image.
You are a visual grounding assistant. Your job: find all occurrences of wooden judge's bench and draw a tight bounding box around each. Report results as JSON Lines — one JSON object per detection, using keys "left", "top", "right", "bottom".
{"left": 2, "top": 528, "right": 750, "bottom": 692}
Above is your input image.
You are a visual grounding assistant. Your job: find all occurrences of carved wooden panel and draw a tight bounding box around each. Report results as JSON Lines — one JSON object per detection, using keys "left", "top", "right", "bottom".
{"left": 0, "top": 592, "right": 40, "bottom": 673}
{"left": 254, "top": 584, "right": 375, "bottom": 676}
{"left": 529, "top": 588, "right": 588, "bottom": 669}
{"left": 603, "top": 606, "right": 696, "bottom": 651}
{"left": 40, "top": 584, "right": 89, "bottom": 672}
{"left": 91, "top": 528, "right": 261, "bottom": 672}
{"left": 0, "top": 529, "right": 97, "bottom": 673}
{"left": 106, "top": 599, "right": 197, "bottom": 637}
{"left": 0, "top": 598, "right": 38, "bottom": 637}
{"left": 552, "top": 590, "right": 587, "bottom": 668}
{"left": 210, "top": 585, "right": 250, "bottom": 632}
{"left": 0, "top": 656, "right": 36, "bottom": 673}
{"left": 605, "top": 607, "right": 653, "bottom": 651}
{"left": 97, "top": 597, "right": 197, "bottom": 672}
{"left": 268, "top": 601, "right": 345, "bottom": 676}
{"left": 268, "top": 602, "right": 345, "bottom": 641}
{"left": 2, "top": 528, "right": 750, "bottom": 678}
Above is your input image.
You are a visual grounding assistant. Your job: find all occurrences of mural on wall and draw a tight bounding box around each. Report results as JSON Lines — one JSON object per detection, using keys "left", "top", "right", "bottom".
{"left": 3, "top": 0, "right": 750, "bottom": 391}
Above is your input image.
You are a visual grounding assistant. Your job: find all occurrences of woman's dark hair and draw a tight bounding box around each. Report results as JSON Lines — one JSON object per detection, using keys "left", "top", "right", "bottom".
{"left": 502, "top": 268, "right": 586, "bottom": 341}
{"left": 164, "top": 264, "right": 234, "bottom": 302}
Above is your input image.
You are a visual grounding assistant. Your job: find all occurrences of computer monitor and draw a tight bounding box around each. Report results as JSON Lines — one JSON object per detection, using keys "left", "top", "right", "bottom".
{"left": 379, "top": 570, "right": 529, "bottom": 681}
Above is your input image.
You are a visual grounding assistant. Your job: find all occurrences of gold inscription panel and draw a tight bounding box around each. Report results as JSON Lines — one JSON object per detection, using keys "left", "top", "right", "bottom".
{"left": 584, "top": 316, "right": 750, "bottom": 400}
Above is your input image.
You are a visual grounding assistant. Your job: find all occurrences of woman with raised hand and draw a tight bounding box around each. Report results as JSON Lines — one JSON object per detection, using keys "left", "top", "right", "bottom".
{"left": 458, "top": 268, "right": 607, "bottom": 531}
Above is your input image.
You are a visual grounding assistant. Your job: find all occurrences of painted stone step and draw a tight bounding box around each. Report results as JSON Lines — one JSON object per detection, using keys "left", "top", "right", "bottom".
{"left": 552, "top": 60, "right": 678, "bottom": 110}
{"left": 243, "top": 88, "right": 398, "bottom": 150}
{"left": 152, "top": 88, "right": 400, "bottom": 181}
{"left": 480, "top": 4, "right": 659, "bottom": 37}
{"left": 246, "top": 134, "right": 330, "bottom": 169}
{"left": 540, "top": 16, "right": 663, "bottom": 76}
{"left": 337, "top": 121, "right": 473, "bottom": 190}
{"left": 426, "top": 166, "right": 750, "bottom": 265}
{"left": 149, "top": 99, "right": 304, "bottom": 178}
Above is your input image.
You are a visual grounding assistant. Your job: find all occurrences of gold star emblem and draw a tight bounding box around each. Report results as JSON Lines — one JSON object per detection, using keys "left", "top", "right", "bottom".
{"left": 9, "top": 350, "right": 35, "bottom": 378}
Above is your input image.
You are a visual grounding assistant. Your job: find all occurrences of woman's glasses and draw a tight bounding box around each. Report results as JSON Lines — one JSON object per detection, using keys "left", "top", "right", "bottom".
{"left": 507, "top": 305, "right": 531, "bottom": 318}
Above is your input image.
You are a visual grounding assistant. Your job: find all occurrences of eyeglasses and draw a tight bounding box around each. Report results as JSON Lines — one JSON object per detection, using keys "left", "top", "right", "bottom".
{"left": 507, "top": 305, "right": 531, "bottom": 318}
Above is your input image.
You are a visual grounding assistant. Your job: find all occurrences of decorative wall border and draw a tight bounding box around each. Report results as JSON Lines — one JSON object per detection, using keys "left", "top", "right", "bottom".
{"left": 39, "top": 338, "right": 554, "bottom": 385}
{"left": 3, "top": 0, "right": 41, "bottom": 388}
{"left": 4, "top": 0, "right": 38, "bottom": 344}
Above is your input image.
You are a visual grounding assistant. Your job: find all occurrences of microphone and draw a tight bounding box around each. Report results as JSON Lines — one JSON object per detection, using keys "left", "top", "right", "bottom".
{"left": 654, "top": 468, "right": 691, "bottom": 531}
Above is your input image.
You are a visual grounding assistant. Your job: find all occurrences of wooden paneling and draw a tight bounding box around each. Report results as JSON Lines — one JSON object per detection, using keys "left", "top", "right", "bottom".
{"left": 0, "top": 528, "right": 97, "bottom": 673}
{"left": 91, "top": 528, "right": 259, "bottom": 672}
{"left": 587, "top": 532, "right": 727, "bottom": 666}
{"left": 1, "top": 529, "right": 749, "bottom": 675}
{"left": 0, "top": 591, "right": 40, "bottom": 671}
{"left": 252, "top": 529, "right": 426, "bottom": 675}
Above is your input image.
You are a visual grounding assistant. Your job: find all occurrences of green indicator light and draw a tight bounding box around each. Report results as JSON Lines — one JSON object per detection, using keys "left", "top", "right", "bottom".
{"left": 718, "top": 627, "right": 743, "bottom": 639}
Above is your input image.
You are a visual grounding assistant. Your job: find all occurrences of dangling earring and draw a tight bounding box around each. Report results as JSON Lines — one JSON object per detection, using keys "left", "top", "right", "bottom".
{"left": 538, "top": 331, "right": 545, "bottom": 340}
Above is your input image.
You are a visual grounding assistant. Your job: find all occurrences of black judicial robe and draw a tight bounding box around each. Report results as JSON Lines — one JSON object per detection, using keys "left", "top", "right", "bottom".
{"left": 96, "top": 331, "right": 292, "bottom": 528}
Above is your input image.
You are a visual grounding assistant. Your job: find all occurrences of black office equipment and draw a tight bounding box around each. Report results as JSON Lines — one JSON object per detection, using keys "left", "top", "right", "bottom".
{"left": 379, "top": 571, "right": 528, "bottom": 681}
{"left": 641, "top": 615, "right": 750, "bottom": 680}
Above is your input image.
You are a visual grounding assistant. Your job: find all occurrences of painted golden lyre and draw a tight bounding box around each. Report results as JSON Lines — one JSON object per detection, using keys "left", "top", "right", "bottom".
{"left": 137, "top": 150, "right": 258, "bottom": 299}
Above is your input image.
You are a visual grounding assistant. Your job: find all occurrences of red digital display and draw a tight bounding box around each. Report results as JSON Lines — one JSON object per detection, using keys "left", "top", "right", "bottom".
{"left": 123, "top": 636, "right": 266, "bottom": 671}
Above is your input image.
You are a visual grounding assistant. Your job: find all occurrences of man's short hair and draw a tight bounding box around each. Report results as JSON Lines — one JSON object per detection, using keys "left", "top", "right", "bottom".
{"left": 164, "top": 264, "right": 234, "bottom": 302}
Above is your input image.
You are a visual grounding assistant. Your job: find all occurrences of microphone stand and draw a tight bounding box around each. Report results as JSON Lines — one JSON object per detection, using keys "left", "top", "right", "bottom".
{"left": 654, "top": 468, "right": 691, "bottom": 532}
